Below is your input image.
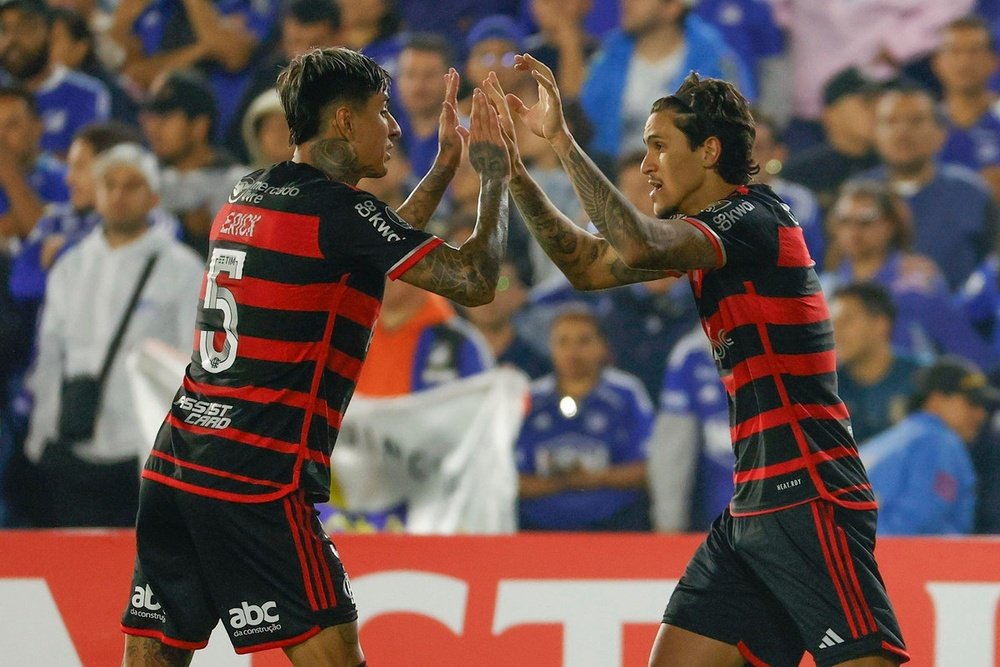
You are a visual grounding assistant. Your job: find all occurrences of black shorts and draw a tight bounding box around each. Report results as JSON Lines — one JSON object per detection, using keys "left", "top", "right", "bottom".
{"left": 121, "top": 479, "right": 357, "bottom": 654}
{"left": 663, "top": 500, "right": 909, "bottom": 667}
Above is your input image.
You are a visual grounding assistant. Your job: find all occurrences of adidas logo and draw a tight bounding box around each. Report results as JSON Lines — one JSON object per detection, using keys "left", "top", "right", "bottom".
{"left": 818, "top": 628, "right": 845, "bottom": 649}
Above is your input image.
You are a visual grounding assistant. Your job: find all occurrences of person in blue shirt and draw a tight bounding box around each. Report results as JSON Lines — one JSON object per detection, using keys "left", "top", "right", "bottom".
{"left": 830, "top": 282, "right": 923, "bottom": 445}
{"left": 516, "top": 305, "right": 653, "bottom": 531}
{"left": 693, "top": 0, "right": 784, "bottom": 100}
{"left": 857, "top": 81, "right": 998, "bottom": 290}
{"left": 8, "top": 121, "right": 170, "bottom": 327}
{"left": 0, "top": 86, "right": 69, "bottom": 242}
{"left": 932, "top": 16, "right": 1000, "bottom": 202}
{"left": 112, "top": 0, "right": 279, "bottom": 141}
{"left": 463, "top": 260, "right": 553, "bottom": 380}
{"left": 393, "top": 33, "right": 453, "bottom": 179}
{"left": 580, "top": 0, "right": 753, "bottom": 170}
{"left": 751, "top": 110, "right": 826, "bottom": 269}
{"left": 823, "top": 179, "right": 997, "bottom": 371}
{"left": 0, "top": 0, "right": 110, "bottom": 157}
{"left": 647, "top": 326, "right": 732, "bottom": 532}
{"left": 861, "top": 356, "right": 996, "bottom": 535}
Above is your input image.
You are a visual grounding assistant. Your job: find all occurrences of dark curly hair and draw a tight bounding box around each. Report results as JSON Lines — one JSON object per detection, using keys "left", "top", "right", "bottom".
{"left": 277, "top": 47, "right": 390, "bottom": 145}
{"left": 650, "top": 72, "right": 759, "bottom": 184}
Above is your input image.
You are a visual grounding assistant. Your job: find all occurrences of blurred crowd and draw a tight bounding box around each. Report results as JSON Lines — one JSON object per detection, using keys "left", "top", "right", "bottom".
{"left": 1, "top": 0, "right": 999, "bottom": 536}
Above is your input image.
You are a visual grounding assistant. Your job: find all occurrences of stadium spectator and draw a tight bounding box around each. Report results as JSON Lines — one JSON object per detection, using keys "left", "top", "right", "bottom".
{"left": 0, "top": 0, "right": 110, "bottom": 156}
{"left": 580, "top": 0, "right": 752, "bottom": 170}
{"left": 750, "top": 110, "right": 825, "bottom": 269}
{"left": 336, "top": 0, "right": 403, "bottom": 75}
{"left": 394, "top": 33, "right": 453, "bottom": 177}
{"left": 23, "top": 143, "right": 202, "bottom": 527}
{"left": 770, "top": 0, "right": 973, "bottom": 152}
{"left": 109, "top": 0, "right": 279, "bottom": 140}
{"left": 861, "top": 356, "right": 993, "bottom": 535}
{"left": 354, "top": 280, "right": 493, "bottom": 397}
{"left": 933, "top": 15, "right": 1000, "bottom": 201}
{"left": 647, "top": 325, "right": 731, "bottom": 532}
{"left": 140, "top": 69, "right": 247, "bottom": 256}
{"left": 522, "top": 0, "right": 598, "bottom": 100}
{"left": 858, "top": 82, "right": 998, "bottom": 290}
{"left": 781, "top": 67, "right": 881, "bottom": 215}
{"left": 225, "top": 0, "right": 341, "bottom": 159}
{"left": 0, "top": 251, "right": 27, "bottom": 526}
{"left": 0, "top": 87, "right": 69, "bottom": 243}
{"left": 516, "top": 306, "right": 652, "bottom": 531}
{"left": 399, "top": 0, "right": 518, "bottom": 55}
{"left": 830, "top": 283, "right": 923, "bottom": 445}
{"left": 462, "top": 14, "right": 530, "bottom": 117}
{"left": 48, "top": 7, "right": 136, "bottom": 123}
{"left": 823, "top": 180, "right": 996, "bottom": 369}
{"left": 462, "top": 259, "right": 552, "bottom": 380}
{"left": 239, "top": 88, "right": 293, "bottom": 169}
{"left": 693, "top": 0, "right": 786, "bottom": 121}
{"left": 7, "top": 121, "right": 160, "bottom": 388}
{"left": 597, "top": 150, "right": 698, "bottom": 400}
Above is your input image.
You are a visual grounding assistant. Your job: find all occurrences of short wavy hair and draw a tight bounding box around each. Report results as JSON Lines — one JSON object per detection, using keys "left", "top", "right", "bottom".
{"left": 277, "top": 47, "right": 390, "bottom": 145}
{"left": 650, "top": 72, "right": 759, "bottom": 184}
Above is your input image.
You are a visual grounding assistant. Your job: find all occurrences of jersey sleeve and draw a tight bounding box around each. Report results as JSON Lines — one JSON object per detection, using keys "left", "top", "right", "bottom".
{"left": 682, "top": 197, "right": 776, "bottom": 271}
{"left": 319, "top": 186, "right": 443, "bottom": 279}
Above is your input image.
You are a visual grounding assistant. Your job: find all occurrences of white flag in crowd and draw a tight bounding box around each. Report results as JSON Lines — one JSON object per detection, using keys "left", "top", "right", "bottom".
{"left": 126, "top": 341, "right": 527, "bottom": 534}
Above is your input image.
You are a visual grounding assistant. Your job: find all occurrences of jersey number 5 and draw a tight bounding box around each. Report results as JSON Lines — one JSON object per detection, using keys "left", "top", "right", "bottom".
{"left": 200, "top": 248, "right": 247, "bottom": 373}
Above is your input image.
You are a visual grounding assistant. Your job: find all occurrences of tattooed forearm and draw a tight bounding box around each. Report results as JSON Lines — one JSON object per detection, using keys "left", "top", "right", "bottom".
{"left": 401, "top": 178, "right": 508, "bottom": 306}
{"left": 397, "top": 164, "right": 456, "bottom": 229}
{"left": 509, "top": 168, "right": 662, "bottom": 290}
{"left": 309, "top": 138, "right": 363, "bottom": 184}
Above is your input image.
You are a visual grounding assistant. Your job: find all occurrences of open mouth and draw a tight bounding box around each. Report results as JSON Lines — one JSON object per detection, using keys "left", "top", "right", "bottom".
{"left": 648, "top": 182, "right": 662, "bottom": 198}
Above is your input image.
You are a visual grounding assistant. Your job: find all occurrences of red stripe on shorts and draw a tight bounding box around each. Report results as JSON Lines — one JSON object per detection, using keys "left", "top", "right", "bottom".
{"left": 283, "top": 496, "right": 319, "bottom": 611}
{"left": 810, "top": 501, "right": 860, "bottom": 638}
{"left": 830, "top": 505, "right": 879, "bottom": 634}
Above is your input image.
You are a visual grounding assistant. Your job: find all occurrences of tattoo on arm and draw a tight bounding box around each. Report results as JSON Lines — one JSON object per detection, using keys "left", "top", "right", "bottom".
{"left": 402, "top": 146, "right": 509, "bottom": 306}
{"left": 469, "top": 142, "right": 508, "bottom": 180}
{"left": 510, "top": 169, "right": 667, "bottom": 289}
{"left": 554, "top": 137, "right": 718, "bottom": 270}
{"left": 309, "top": 138, "right": 362, "bottom": 185}
{"left": 396, "top": 166, "right": 455, "bottom": 230}
{"left": 123, "top": 636, "right": 193, "bottom": 667}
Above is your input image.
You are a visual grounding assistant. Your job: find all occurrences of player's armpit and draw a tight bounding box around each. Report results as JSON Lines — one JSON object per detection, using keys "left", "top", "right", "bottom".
{"left": 398, "top": 241, "right": 501, "bottom": 307}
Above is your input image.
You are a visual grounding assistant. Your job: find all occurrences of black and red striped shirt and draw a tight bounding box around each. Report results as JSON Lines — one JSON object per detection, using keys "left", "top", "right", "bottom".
{"left": 144, "top": 161, "right": 442, "bottom": 503}
{"left": 682, "top": 184, "right": 876, "bottom": 515}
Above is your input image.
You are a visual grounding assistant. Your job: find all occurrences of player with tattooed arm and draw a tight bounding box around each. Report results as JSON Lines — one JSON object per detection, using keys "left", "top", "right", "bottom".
{"left": 482, "top": 56, "right": 908, "bottom": 667}
{"left": 120, "top": 47, "right": 512, "bottom": 666}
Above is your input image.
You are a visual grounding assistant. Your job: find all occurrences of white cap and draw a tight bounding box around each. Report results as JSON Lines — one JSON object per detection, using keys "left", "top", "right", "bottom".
{"left": 92, "top": 142, "right": 161, "bottom": 194}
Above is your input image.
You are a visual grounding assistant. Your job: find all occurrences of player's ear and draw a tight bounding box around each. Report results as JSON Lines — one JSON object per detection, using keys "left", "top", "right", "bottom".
{"left": 701, "top": 136, "right": 722, "bottom": 169}
{"left": 330, "top": 105, "right": 354, "bottom": 140}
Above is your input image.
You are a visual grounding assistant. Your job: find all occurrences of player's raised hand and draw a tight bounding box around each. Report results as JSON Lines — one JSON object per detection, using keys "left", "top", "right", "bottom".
{"left": 468, "top": 87, "right": 512, "bottom": 181}
{"left": 482, "top": 71, "right": 523, "bottom": 170}
{"left": 436, "top": 67, "right": 469, "bottom": 172}
{"left": 509, "top": 53, "right": 570, "bottom": 142}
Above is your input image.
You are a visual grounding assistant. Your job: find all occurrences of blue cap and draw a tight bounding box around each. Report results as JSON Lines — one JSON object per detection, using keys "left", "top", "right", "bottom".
{"left": 466, "top": 14, "right": 526, "bottom": 51}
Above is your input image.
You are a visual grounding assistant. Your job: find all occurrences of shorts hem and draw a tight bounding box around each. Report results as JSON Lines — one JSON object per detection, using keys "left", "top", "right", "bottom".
{"left": 234, "top": 625, "right": 321, "bottom": 654}
{"left": 813, "top": 635, "right": 909, "bottom": 667}
{"left": 120, "top": 624, "right": 209, "bottom": 650}
{"left": 661, "top": 611, "right": 737, "bottom": 647}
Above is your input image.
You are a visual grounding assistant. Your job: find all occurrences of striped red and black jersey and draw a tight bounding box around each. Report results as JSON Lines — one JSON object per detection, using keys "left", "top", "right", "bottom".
{"left": 681, "top": 184, "right": 876, "bottom": 515}
{"left": 143, "top": 161, "right": 443, "bottom": 503}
